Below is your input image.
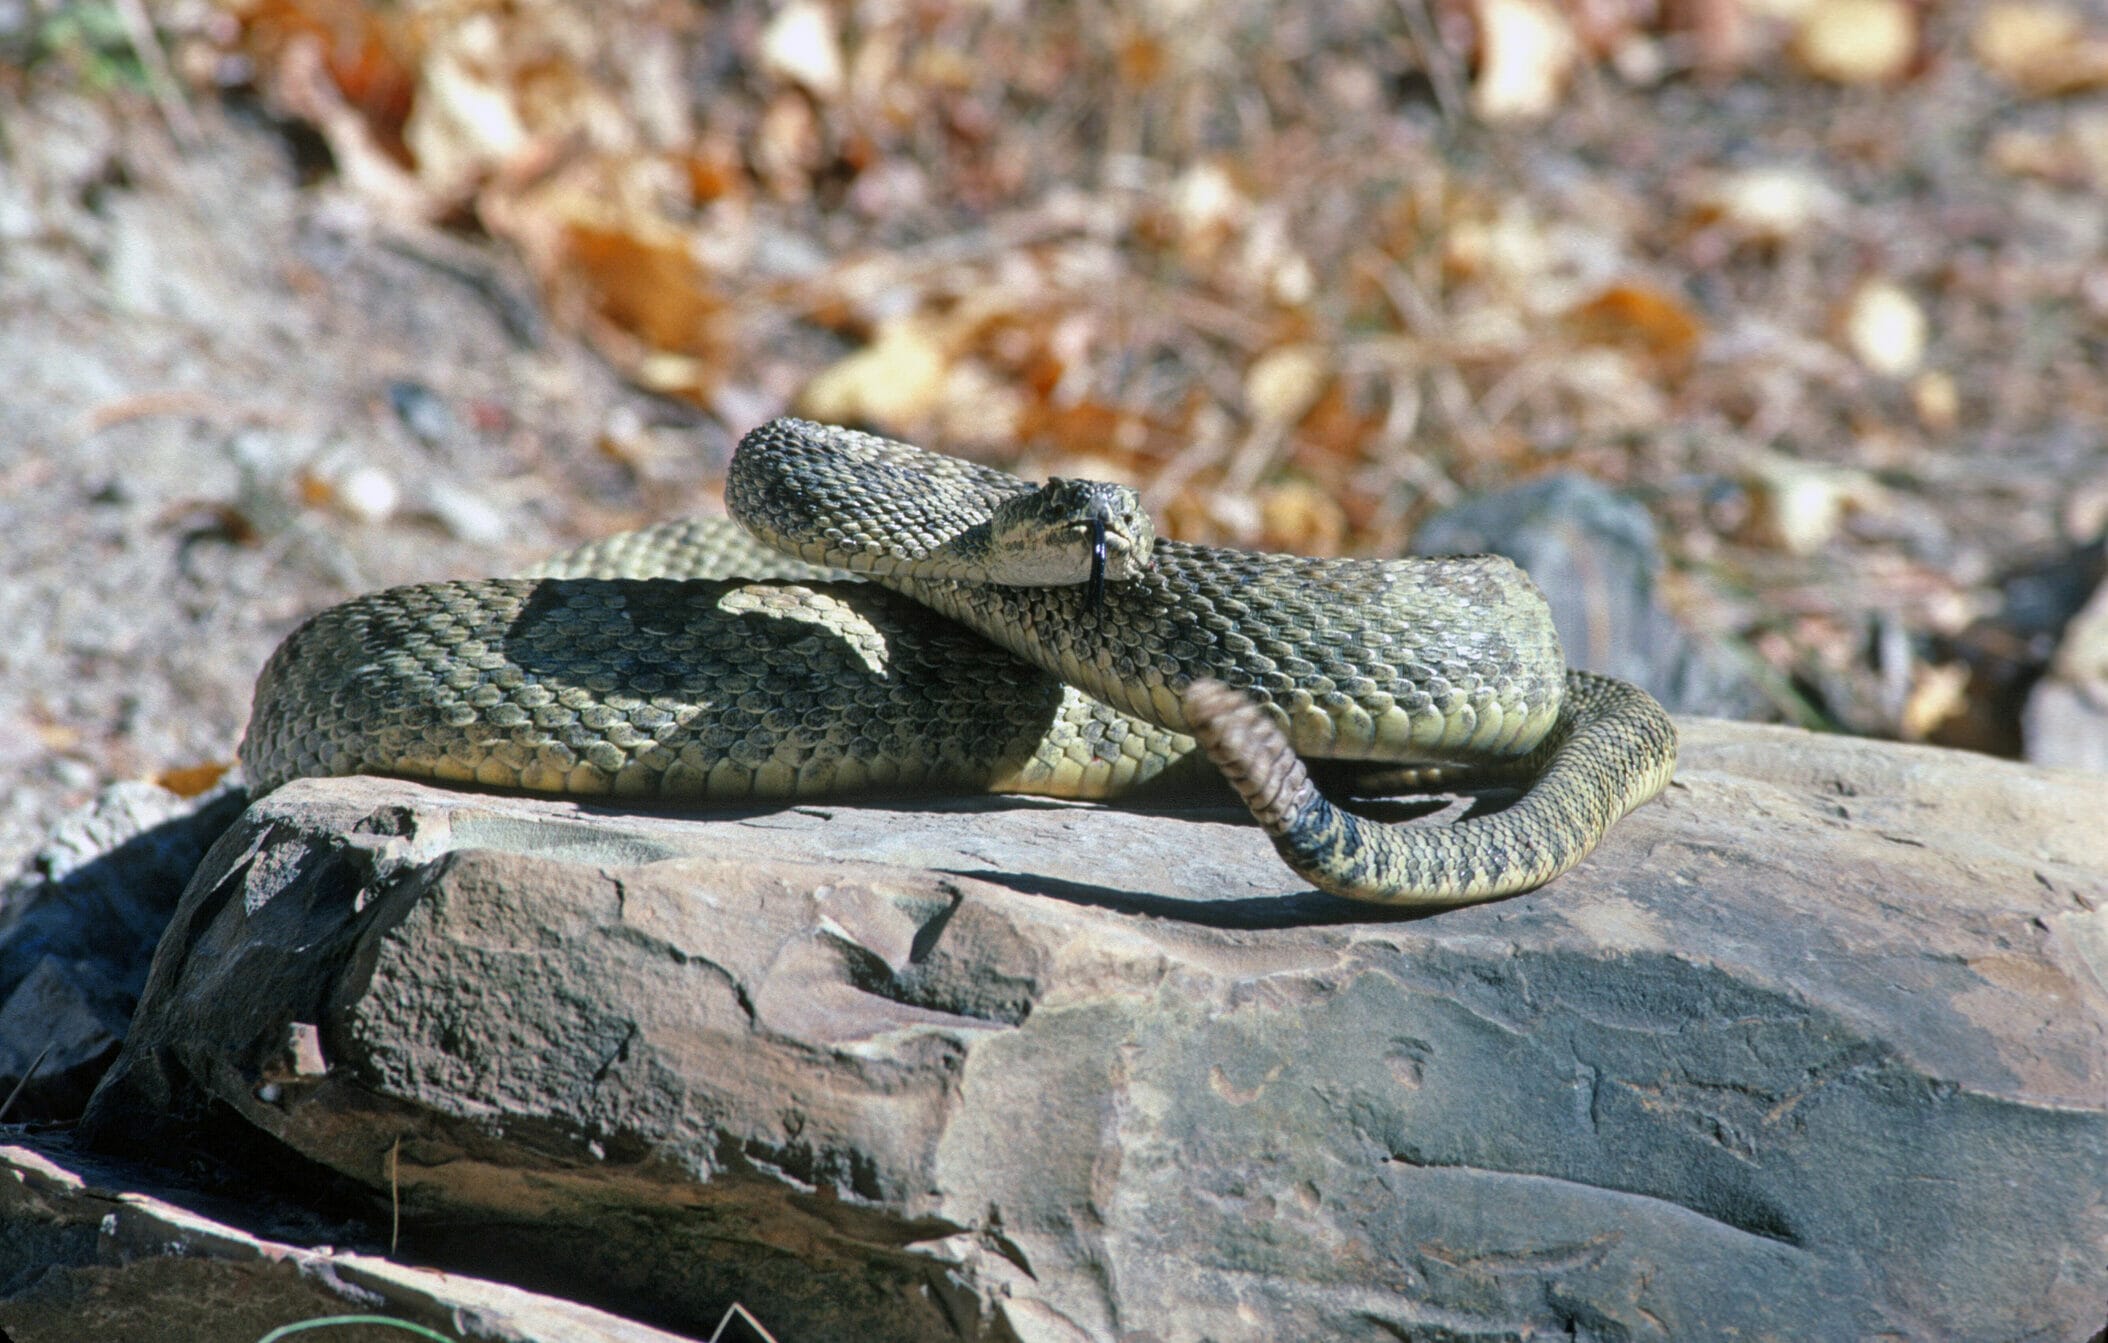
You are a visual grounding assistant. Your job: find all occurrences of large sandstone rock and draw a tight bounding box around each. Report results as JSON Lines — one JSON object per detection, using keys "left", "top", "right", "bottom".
{"left": 79, "top": 720, "right": 2108, "bottom": 1342}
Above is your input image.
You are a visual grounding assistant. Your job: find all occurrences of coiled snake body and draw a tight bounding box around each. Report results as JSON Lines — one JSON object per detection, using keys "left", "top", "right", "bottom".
{"left": 243, "top": 419, "right": 1677, "bottom": 907}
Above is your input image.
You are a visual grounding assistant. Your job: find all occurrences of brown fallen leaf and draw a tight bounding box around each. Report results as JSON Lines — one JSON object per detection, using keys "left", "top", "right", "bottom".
{"left": 1566, "top": 282, "right": 1706, "bottom": 378}
{"left": 800, "top": 315, "right": 954, "bottom": 429}
{"left": 1974, "top": 2, "right": 2108, "bottom": 95}
{"left": 155, "top": 761, "right": 233, "bottom": 798}
{"left": 1794, "top": 0, "right": 1918, "bottom": 85}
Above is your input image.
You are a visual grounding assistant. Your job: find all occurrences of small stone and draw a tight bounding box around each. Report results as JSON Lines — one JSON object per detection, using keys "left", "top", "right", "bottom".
{"left": 2061, "top": 475, "right": 2108, "bottom": 542}
{"left": 759, "top": 0, "right": 845, "bottom": 101}
{"left": 421, "top": 484, "right": 507, "bottom": 545}
{"left": 1843, "top": 280, "right": 1927, "bottom": 377}
{"left": 333, "top": 464, "right": 401, "bottom": 525}
{"left": 2022, "top": 678, "right": 2108, "bottom": 772}
{"left": 1911, "top": 370, "right": 1959, "bottom": 432}
{"left": 1705, "top": 166, "right": 1843, "bottom": 242}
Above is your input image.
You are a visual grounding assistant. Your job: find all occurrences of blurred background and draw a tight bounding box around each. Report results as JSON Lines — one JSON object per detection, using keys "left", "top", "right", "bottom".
{"left": 2, "top": 0, "right": 2106, "bottom": 878}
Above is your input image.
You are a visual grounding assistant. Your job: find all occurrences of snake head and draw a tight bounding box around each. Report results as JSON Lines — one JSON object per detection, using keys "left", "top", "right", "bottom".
{"left": 988, "top": 478, "right": 1156, "bottom": 595}
{"left": 1072, "top": 481, "right": 1154, "bottom": 606}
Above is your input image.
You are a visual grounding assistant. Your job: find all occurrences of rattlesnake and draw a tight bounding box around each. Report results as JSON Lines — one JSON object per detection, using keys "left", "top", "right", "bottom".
{"left": 242, "top": 419, "right": 1677, "bottom": 906}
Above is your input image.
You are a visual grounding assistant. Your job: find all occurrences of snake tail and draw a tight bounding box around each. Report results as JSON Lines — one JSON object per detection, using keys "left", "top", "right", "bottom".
{"left": 1182, "top": 670, "right": 1678, "bottom": 908}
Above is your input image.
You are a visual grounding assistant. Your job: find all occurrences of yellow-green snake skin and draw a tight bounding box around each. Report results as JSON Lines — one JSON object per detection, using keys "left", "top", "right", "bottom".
{"left": 242, "top": 418, "right": 1678, "bottom": 907}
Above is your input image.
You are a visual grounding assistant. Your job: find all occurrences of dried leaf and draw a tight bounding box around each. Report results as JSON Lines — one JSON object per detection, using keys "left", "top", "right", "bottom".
{"left": 1974, "top": 3, "right": 2108, "bottom": 95}
{"left": 1975, "top": 3, "right": 2083, "bottom": 75}
{"left": 1899, "top": 662, "right": 1972, "bottom": 741}
{"left": 1566, "top": 282, "right": 1706, "bottom": 377}
{"left": 1116, "top": 29, "right": 1168, "bottom": 88}
{"left": 801, "top": 316, "right": 954, "bottom": 428}
{"left": 1698, "top": 166, "right": 1843, "bottom": 243}
{"left": 760, "top": 0, "right": 845, "bottom": 101}
{"left": 155, "top": 761, "right": 233, "bottom": 798}
{"left": 1258, "top": 481, "right": 1348, "bottom": 556}
{"left": 1741, "top": 454, "right": 1885, "bottom": 555}
{"left": 1169, "top": 161, "right": 1248, "bottom": 266}
{"left": 239, "top": 0, "right": 420, "bottom": 153}
{"left": 403, "top": 14, "right": 534, "bottom": 200}
{"left": 564, "top": 219, "right": 720, "bottom": 355}
{"left": 1245, "top": 344, "right": 1331, "bottom": 426}
{"left": 1794, "top": 0, "right": 1916, "bottom": 85}
{"left": 1911, "top": 371, "right": 1959, "bottom": 433}
{"left": 267, "top": 32, "right": 436, "bottom": 221}
{"left": 1472, "top": 0, "right": 1579, "bottom": 122}
{"left": 1014, "top": 401, "right": 1167, "bottom": 472}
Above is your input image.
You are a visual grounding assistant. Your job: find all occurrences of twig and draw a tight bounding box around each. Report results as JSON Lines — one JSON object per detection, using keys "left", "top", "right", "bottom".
{"left": 114, "top": 0, "right": 201, "bottom": 148}
{"left": 1396, "top": 0, "right": 1467, "bottom": 128}
{"left": 708, "top": 1303, "right": 781, "bottom": 1343}
{"left": 761, "top": 208, "right": 1084, "bottom": 316}
{"left": 0, "top": 1043, "right": 56, "bottom": 1123}
{"left": 68, "top": 388, "right": 229, "bottom": 445}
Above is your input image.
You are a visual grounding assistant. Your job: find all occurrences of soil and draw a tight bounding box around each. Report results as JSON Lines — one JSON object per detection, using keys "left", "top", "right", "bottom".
{"left": 0, "top": 91, "right": 690, "bottom": 874}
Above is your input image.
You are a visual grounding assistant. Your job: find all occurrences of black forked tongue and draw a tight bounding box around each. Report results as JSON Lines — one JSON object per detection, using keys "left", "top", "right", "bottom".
{"left": 1086, "top": 510, "right": 1108, "bottom": 608}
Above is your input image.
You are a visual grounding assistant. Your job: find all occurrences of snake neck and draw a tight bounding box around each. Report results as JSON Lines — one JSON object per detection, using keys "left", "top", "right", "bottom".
{"left": 727, "top": 418, "right": 1018, "bottom": 580}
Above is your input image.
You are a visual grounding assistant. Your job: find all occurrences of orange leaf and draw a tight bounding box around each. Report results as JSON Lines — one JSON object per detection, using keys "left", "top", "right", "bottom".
{"left": 563, "top": 222, "right": 722, "bottom": 356}
{"left": 1566, "top": 282, "right": 1706, "bottom": 378}
{"left": 240, "top": 0, "right": 420, "bottom": 158}
{"left": 156, "top": 762, "right": 232, "bottom": 798}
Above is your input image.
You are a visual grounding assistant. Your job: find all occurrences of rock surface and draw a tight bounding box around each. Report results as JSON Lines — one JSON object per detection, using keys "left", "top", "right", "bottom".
{"left": 80, "top": 719, "right": 2108, "bottom": 1342}
{"left": 0, "top": 781, "right": 247, "bottom": 1119}
{"left": 1415, "top": 473, "right": 1767, "bottom": 719}
{"left": 0, "top": 1137, "right": 697, "bottom": 1343}
{"left": 2025, "top": 572, "right": 2108, "bottom": 774}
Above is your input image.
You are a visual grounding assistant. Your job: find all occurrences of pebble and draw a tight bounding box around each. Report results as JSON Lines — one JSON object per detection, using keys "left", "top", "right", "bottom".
{"left": 422, "top": 484, "right": 508, "bottom": 545}
{"left": 333, "top": 464, "right": 402, "bottom": 524}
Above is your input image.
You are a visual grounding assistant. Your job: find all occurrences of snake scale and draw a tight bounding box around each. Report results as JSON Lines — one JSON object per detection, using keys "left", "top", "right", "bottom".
{"left": 243, "top": 418, "right": 1677, "bottom": 907}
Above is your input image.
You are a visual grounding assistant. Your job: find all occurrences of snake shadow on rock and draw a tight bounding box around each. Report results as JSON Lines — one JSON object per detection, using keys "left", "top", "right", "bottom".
{"left": 486, "top": 578, "right": 1542, "bottom": 929}
{"left": 947, "top": 781, "right": 1533, "bottom": 929}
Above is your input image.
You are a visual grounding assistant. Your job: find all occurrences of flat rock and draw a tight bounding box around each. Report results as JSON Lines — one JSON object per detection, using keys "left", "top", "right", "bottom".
{"left": 80, "top": 720, "right": 2108, "bottom": 1342}
{"left": 0, "top": 1138, "right": 695, "bottom": 1343}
